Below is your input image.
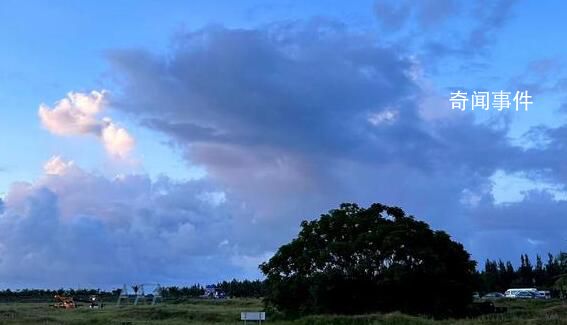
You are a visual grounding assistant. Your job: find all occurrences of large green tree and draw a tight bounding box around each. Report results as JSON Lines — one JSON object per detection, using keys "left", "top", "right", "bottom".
{"left": 260, "top": 203, "right": 476, "bottom": 317}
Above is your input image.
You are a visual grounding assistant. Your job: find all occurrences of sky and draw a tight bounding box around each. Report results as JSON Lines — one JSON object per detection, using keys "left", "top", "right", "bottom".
{"left": 1, "top": 0, "right": 567, "bottom": 288}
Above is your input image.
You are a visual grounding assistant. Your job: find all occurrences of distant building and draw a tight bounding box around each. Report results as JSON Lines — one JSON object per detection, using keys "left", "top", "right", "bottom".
{"left": 203, "top": 285, "right": 226, "bottom": 299}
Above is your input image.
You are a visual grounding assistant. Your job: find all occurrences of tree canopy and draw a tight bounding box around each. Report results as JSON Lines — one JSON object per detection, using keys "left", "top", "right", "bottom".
{"left": 260, "top": 203, "right": 476, "bottom": 317}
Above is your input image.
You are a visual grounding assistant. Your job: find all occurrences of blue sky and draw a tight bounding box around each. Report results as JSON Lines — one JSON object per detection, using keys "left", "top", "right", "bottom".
{"left": 2, "top": 0, "right": 567, "bottom": 288}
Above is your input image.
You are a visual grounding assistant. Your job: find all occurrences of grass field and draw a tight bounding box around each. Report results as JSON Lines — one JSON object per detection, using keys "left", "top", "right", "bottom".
{"left": 1, "top": 298, "right": 567, "bottom": 324}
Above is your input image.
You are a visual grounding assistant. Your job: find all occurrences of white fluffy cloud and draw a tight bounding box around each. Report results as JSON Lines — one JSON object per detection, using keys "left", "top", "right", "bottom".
{"left": 367, "top": 110, "right": 399, "bottom": 125}
{"left": 39, "top": 91, "right": 135, "bottom": 159}
{"left": 38, "top": 91, "right": 104, "bottom": 135}
{"left": 43, "top": 156, "right": 74, "bottom": 175}
{"left": 100, "top": 118, "right": 136, "bottom": 159}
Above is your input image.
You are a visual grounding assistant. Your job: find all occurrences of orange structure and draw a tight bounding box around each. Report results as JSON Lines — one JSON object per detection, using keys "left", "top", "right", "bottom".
{"left": 52, "top": 295, "right": 76, "bottom": 309}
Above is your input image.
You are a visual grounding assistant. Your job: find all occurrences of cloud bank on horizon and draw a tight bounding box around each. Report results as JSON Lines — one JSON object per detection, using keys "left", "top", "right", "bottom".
{"left": 1, "top": 0, "right": 567, "bottom": 288}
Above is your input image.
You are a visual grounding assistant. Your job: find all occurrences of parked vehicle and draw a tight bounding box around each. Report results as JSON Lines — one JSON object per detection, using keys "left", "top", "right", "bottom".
{"left": 536, "top": 290, "right": 551, "bottom": 299}
{"left": 504, "top": 288, "right": 537, "bottom": 298}
{"left": 514, "top": 291, "right": 536, "bottom": 299}
{"left": 481, "top": 292, "right": 505, "bottom": 300}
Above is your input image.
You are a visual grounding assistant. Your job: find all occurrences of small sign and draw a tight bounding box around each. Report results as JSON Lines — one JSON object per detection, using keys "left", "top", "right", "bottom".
{"left": 241, "top": 311, "right": 266, "bottom": 321}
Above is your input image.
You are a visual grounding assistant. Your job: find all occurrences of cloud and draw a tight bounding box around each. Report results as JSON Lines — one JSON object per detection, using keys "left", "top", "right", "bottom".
{"left": 6, "top": 15, "right": 562, "bottom": 287}
{"left": 101, "top": 19, "right": 567, "bottom": 269}
{"left": 43, "top": 156, "right": 75, "bottom": 176}
{"left": 374, "top": 1, "right": 412, "bottom": 31}
{"left": 466, "top": 0, "right": 519, "bottom": 50}
{"left": 107, "top": 20, "right": 522, "bottom": 184}
{"left": 368, "top": 110, "right": 399, "bottom": 125}
{"left": 0, "top": 157, "right": 273, "bottom": 287}
{"left": 100, "top": 118, "right": 136, "bottom": 159}
{"left": 38, "top": 91, "right": 105, "bottom": 135}
{"left": 106, "top": 20, "right": 422, "bottom": 215}
{"left": 39, "top": 91, "right": 135, "bottom": 159}
{"left": 466, "top": 189, "right": 567, "bottom": 263}
{"left": 374, "top": 0, "right": 520, "bottom": 65}
{"left": 374, "top": 0, "right": 457, "bottom": 31}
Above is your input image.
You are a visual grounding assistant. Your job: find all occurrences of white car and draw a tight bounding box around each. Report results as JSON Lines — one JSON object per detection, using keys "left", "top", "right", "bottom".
{"left": 505, "top": 288, "right": 537, "bottom": 298}
{"left": 513, "top": 291, "right": 536, "bottom": 299}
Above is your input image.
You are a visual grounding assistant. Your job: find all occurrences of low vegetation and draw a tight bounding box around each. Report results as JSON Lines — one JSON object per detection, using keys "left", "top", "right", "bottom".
{"left": 0, "top": 298, "right": 566, "bottom": 324}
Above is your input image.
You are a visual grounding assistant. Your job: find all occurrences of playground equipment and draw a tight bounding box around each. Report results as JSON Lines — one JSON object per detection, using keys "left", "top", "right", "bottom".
{"left": 116, "top": 283, "right": 162, "bottom": 306}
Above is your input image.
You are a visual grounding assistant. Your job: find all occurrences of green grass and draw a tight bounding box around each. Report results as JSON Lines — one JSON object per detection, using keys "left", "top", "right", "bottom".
{"left": 0, "top": 298, "right": 567, "bottom": 324}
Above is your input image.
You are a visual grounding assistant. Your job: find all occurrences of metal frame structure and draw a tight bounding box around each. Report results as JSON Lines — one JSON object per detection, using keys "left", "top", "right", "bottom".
{"left": 116, "top": 283, "right": 162, "bottom": 306}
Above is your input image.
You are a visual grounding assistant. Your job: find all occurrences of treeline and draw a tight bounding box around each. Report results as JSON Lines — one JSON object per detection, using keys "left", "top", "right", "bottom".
{"left": 478, "top": 252, "right": 567, "bottom": 293}
{"left": 161, "top": 284, "right": 205, "bottom": 298}
{"left": 162, "top": 279, "right": 266, "bottom": 299}
{"left": 0, "top": 280, "right": 267, "bottom": 302}
{"left": 0, "top": 288, "right": 115, "bottom": 303}
{"left": 215, "top": 279, "right": 266, "bottom": 297}
{"left": 4, "top": 251, "right": 567, "bottom": 303}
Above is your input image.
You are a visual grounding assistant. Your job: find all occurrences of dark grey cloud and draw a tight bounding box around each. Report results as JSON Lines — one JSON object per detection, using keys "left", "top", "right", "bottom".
{"left": 517, "top": 125, "right": 567, "bottom": 184}
{"left": 473, "top": 190, "right": 567, "bottom": 232}
{"left": 374, "top": 0, "right": 457, "bottom": 31}
{"left": 466, "top": 0, "right": 519, "bottom": 50}
{"left": 374, "top": 0, "right": 520, "bottom": 68}
{"left": 374, "top": 1, "right": 412, "bottom": 31}
{"left": 111, "top": 21, "right": 520, "bottom": 175}
{"left": 106, "top": 21, "right": 436, "bottom": 215}
{"left": 417, "top": 0, "right": 457, "bottom": 28}
{"left": 504, "top": 58, "right": 565, "bottom": 97}
{"left": 467, "top": 189, "right": 567, "bottom": 263}
{"left": 110, "top": 21, "right": 416, "bottom": 154}
{"left": 103, "top": 19, "right": 566, "bottom": 268}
